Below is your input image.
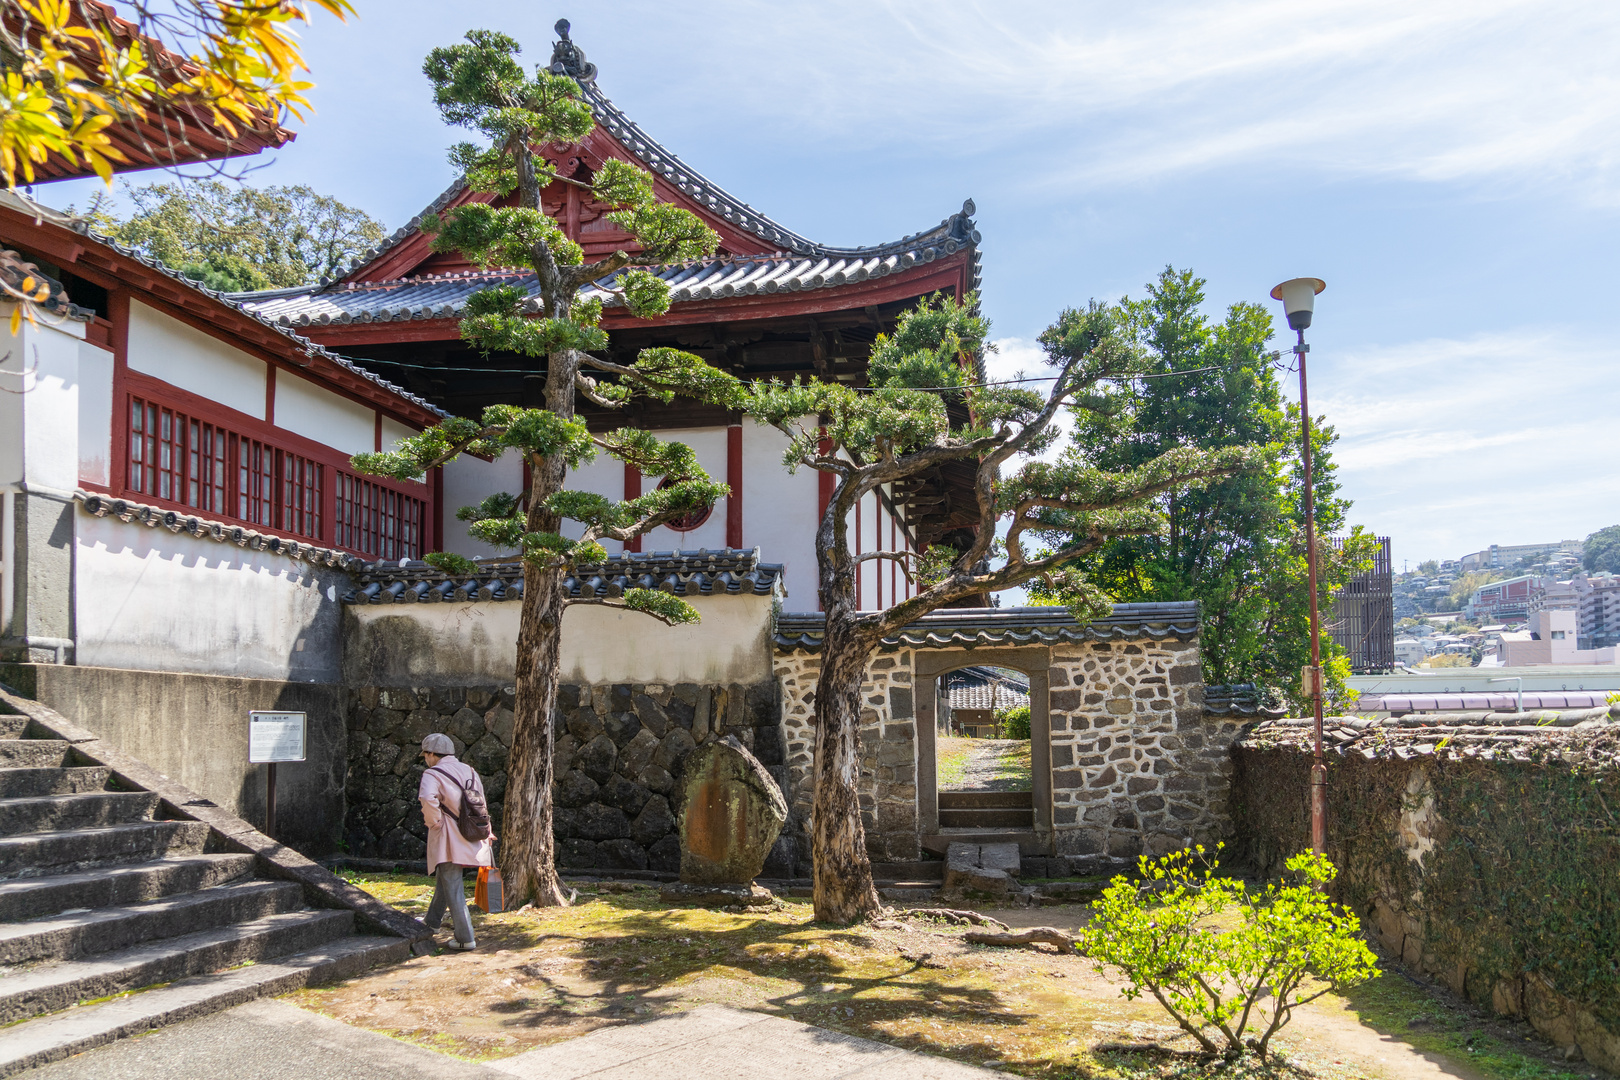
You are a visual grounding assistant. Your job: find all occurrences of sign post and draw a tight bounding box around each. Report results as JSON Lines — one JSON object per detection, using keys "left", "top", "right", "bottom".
{"left": 248, "top": 711, "right": 306, "bottom": 839}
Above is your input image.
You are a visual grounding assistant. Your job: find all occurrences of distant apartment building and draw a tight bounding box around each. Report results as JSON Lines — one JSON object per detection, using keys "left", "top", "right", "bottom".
{"left": 1497, "top": 609, "right": 1619, "bottom": 665}
{"left": 1466, "top": 574, "right": 1536, "bottom": 622}
{"left": 1531, "top": 577, "right": 1581, "bottom": 614}
{"left": 1577, "top": 572, "right": 1620, "bottom": 650}
{"left": 1459, "top": 540, "right": 1581, "bottom": 572}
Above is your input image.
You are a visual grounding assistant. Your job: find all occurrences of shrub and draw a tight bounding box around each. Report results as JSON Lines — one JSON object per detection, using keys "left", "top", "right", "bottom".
{"left": 996, "top": 704, "right": 1031, "bottom": 740}
{"left": 1076, "top": 846, "right": 1380, "bottom": 1059}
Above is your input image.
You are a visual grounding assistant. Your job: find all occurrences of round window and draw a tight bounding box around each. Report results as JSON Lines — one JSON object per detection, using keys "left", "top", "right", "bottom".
{"left": 656, "top": 475, "right": 713, "bottom": 532}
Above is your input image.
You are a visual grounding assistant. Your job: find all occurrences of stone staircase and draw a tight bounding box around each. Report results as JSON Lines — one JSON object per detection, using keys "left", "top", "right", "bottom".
{"left": 937, "top": 789, "right": 1034, "bottom": 829}
{"left": 0, "top": 689, "right": 424, "bottom": 1076}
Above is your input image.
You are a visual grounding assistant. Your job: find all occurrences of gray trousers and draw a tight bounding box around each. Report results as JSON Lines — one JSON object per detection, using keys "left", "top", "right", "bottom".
{"left": 424, "top": 863, "right": 475, "bottom": 944}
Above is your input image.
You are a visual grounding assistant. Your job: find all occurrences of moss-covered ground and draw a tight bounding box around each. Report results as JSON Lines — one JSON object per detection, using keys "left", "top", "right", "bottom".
{"left": 287, "top": 872, "right": 1604, "bottom": 1080}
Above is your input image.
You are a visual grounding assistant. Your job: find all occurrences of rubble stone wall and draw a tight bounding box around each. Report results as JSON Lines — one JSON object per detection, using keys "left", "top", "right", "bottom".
{"left": 1047, "top": 639, "right": 1241, "bottom": 859}
{"left": 774, "top": 651, "right": 917, "bottom": 866}
{"left": 343, "top": 679, "right": 787, "bottom": 874}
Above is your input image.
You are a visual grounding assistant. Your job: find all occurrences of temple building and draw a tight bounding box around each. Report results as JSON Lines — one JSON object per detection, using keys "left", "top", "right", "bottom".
{"left": 237, "top": 23, "right": 985, "bottom": 610}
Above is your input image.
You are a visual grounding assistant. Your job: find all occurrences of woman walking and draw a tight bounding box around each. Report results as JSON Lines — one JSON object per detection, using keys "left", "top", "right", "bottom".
{"left": 418, "top": 732, "right": 494, "bottom": 951}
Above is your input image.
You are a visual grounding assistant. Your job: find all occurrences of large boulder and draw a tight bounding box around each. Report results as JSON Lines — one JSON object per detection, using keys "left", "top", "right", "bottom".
{"left": 676, "top": 735, "right": 789, "bottom": 885}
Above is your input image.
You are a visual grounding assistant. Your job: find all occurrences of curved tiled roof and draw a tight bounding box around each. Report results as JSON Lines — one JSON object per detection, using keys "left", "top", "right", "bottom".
{"left": 773, "top": 602, "right": 1201, "bottom": 653}
{"left": 239, "top": 232, "right": 978, "bottom": 329}
{"left": 343, "top": 548, "right": 784, "bottom": 605}
{"left": 1239, "top": 710, "right": 1619, "bottom": 767}
{"left": 262, "top": 24, "right": 982, "bottom": 323}
{"left": 0, "top": 191, "right": 446, "bottom": 419}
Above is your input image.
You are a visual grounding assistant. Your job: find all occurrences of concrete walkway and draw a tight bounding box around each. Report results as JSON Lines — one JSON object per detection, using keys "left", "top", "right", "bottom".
{"left": 19, "top": 999, "right": 1010, "bottom": 1079}
{"left": 491, "top": 1003, "right": 1012, "bottom": 1079}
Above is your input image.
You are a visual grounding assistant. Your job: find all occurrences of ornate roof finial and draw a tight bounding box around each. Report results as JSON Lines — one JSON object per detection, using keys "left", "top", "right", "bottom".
{"left": 549, "top": 18, "right": 597, "bottom": 84}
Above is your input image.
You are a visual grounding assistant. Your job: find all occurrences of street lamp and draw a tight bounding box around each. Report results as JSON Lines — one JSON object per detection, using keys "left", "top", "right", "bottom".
{"left": 1271, "top": 276, "right": 1328, "bottom": 857}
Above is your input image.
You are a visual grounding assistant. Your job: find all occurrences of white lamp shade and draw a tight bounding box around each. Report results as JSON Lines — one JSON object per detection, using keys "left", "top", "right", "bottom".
{"left": 1270, "top": 277, "right": 1326, "bottom": 330}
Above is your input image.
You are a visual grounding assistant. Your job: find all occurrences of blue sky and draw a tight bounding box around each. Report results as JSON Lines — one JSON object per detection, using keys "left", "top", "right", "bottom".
{"left": 39, "top": 1, "right": 1620, "bottom": 568}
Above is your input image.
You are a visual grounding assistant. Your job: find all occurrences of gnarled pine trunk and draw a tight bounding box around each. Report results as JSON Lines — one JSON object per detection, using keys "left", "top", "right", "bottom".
{"left": 811, "top": 505, "right": 883, "bottom": 924}
{"left": 496, "top": 338, "right": 581, "bottom": 908}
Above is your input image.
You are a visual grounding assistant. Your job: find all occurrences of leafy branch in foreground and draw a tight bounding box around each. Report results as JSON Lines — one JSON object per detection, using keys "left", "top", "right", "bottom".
{"left": 1077, "top": 846, "right": 1380, "bottom": 1059}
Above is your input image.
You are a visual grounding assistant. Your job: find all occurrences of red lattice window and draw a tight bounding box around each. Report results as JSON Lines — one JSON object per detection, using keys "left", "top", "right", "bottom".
{"left": 281, "top": 453, "right": 323, "bottom": 541}
{"left": 237, "top": 436, "right": 275, "bottom": 528}
{"left": 335, "top": 471, "right": 423, "bottom": 561}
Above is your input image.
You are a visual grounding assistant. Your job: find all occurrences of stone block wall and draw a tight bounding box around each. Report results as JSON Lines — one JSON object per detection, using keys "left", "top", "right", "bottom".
{"left": 344, "top": 680, "right": 786, "bottom": 873}
{"left": 775, "top": 650, "right": 918, "bottom": 866}
{"left": 1047, "top": 639, "right": 1242, "bottom": 859}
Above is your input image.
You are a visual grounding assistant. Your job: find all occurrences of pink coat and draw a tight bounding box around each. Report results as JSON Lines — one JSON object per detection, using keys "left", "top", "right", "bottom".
{"left": 418, "top": 755, "right": 495, "bottom": 873}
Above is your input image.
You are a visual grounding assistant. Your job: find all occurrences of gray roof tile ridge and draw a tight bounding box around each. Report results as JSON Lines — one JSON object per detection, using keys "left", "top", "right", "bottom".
{"left": 342, "top": 547, "right": 785, "bottom": 605}
{"left": 773, "top": 603, "right": 1200, "bottom": 652}
{"left": 75, "top": 490, "right": 363, "bottom": 570}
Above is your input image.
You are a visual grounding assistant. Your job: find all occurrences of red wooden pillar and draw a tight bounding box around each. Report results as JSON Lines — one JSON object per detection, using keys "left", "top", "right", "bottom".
{"left": 817, "top": 434, "right": 833, "bottom": 611}
{"left": 624, "top": 463, "right": 642, "bottom": 553}
{"left": 726, "top": 424, "right": 743, "bottom": 549}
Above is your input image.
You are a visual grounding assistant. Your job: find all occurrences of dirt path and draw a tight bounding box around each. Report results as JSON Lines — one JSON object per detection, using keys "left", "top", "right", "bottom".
{"left": 286, "top": 875, "right": 1598, "bottom": 1080}
{"left": 940, "top": 738, "right": 1030, "bottom": 791}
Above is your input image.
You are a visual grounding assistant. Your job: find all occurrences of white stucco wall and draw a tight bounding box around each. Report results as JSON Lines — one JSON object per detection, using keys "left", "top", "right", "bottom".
{"left": 273, "top": 371, "right": 376, "bottom": 458}
{"left": 743, "top": 420, "right": 817, "bottom": 608}
{"left": 74, "top": 512, "right": 346, "bottom": 681}
{"left": 126, "top": 300, "right": 265, "bottom": 419}
{"left": 0, "top": 310, "right": 84, "bottom": 492}
{"left": 77, "top": 339, "right": 113, "bottom": 488}
{"left": 344, "top": 592, "right": 775, "bottom": 687}
{"left": 637, "top": 426, "right": 728, "bottom": 552}
{"left": 440, "top": 448, "right": 524, "bottom": 559}
{"left": 380, "top": 416, "right": 416, "bottom": 453}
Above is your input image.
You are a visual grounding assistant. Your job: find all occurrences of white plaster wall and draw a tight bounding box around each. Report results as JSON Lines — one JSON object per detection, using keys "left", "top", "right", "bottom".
{"left": 440, "top": 448, "right": 524, "bottom": 559}
{"left": 74, "top": 513, "right": 345, "bottom": 680}
{"left": 0, "top": 311, "right": 83, "bottom": 491}
{"left": 379, "top": 416, "right": 416, "bottom": 454}
{"left": 742, "top": 420, "right": 817, "bottom": 609}
{"left": 126, "top": 300, "right": 265, "bottom": 419}
{"left": 274, "top": 371, "right": 375, "bottom": 458}
{"left": 566, "top": 447, "right": 626, "bottom": 547}
{"left": 638, "top": 426, "right": 728, "bottom": 553}
{"left": 345, "top": 592, "right": 775, "bottom": 687}
{"left": 77, "top": 339, "right": 113, "bottom": 488}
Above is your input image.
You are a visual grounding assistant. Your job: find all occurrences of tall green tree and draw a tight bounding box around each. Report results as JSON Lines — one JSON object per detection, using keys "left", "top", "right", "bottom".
{"left": 103, "top": 179, "right": 386, "bottom": 291}
{"left": 1050, "top": 268, "right": 1372, "bottom": 710}
{"left": 1583, "top": 525, "right": 1620, "bottom": 575}
{"left": 351, "top": 30, "right": 734, "bottom": 907}
{"left": 734, "top": 295, "right": 1255, "bottom": 923}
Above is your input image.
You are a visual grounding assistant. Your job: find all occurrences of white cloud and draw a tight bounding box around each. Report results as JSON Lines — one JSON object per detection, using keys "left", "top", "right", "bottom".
{"left": 1316, "top": 329, "right": 1620, "bottom": 563}
{"left": 681, "top": 0, "right": 1620, "bottom": 199}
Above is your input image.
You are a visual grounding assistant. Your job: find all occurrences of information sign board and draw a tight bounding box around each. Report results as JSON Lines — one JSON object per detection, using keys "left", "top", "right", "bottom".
{"left": 248, "top": 711, "right": 307, "bottom": 763}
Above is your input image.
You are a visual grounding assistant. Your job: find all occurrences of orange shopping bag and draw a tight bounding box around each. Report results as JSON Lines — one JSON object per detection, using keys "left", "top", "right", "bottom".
{"left": 475, "top": 865, "right": 504, "bottom": 914}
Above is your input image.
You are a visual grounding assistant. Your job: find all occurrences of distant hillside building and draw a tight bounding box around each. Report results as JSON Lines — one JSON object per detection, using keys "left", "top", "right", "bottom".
{"left": 1577, "top": 573, "right": 1620, "bottom": 651}
{"left": 1466, "top": 575, "right": 1536, "bottom": 623}
{"left": 1459, "top": 540, "right": 1581, "bottom": 572}
{"left": 1497, "top": 609, "right": 1619, "bottom": 665}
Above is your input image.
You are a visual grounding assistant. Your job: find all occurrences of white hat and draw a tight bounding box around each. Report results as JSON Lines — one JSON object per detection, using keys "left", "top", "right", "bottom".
{"left": 421, "top": 733, "right": 455, "bottom": 755}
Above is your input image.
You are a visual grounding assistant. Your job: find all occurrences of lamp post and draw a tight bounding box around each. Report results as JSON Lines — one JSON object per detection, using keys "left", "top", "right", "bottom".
{"left": 1271, "top": 276, "right": 1328, "bottom": 856}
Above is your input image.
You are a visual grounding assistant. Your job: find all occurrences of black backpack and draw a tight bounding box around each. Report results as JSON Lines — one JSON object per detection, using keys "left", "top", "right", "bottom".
{"left": 428, "top": 766, "right": 493, "bottom": 842}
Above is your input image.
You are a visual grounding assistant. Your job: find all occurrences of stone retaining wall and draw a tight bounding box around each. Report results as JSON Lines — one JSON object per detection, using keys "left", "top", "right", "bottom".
{"left": 343, "top": 680, "right": 786, "bottom": 874}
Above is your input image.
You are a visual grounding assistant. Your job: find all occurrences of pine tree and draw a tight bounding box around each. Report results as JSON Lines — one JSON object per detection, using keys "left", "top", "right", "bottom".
{"left": 736, "top": 295, "right": 1254, "bottom": 923}
{"left": 350, "top": 31, "right": 739, "bottom": 907}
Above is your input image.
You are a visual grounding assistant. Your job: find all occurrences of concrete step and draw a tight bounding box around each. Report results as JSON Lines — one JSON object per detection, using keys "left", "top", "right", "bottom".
{"left": 0, "top": 880, "right": 305, "bottom": 965}
{"left": 939, "top": 808, "right": 1035, "bottom": 829}
{"left": 923, "top": 830, "right": 1045, "bottom": 857}
{"left": 938, "top": 790, "right": 1033, "bottom": 809}
{"left": 0, "top": 719, "right": 28, "bottom": 740}
{"left": 0, "top": 933, "right": 411, "bottom": 1077}
{"left": 0, "top": 906, "right": 355, "bottom": 1024}
{"left": 0, "top": 768, "right": 110, "bottom": 799}
{"left": 0, "top": 821, "right": 211, "bottom": 880}
{"left": 871, "top": 860, "right": 944, "bottom": 882}
{"left": 0, "top": 742, "right": 70, "bottom": 770}
{"left": 0, "top": 792, "right": 158, "bottom": 835}
{"left": 0, "top": 854, "right": 257, "bottom": 922}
